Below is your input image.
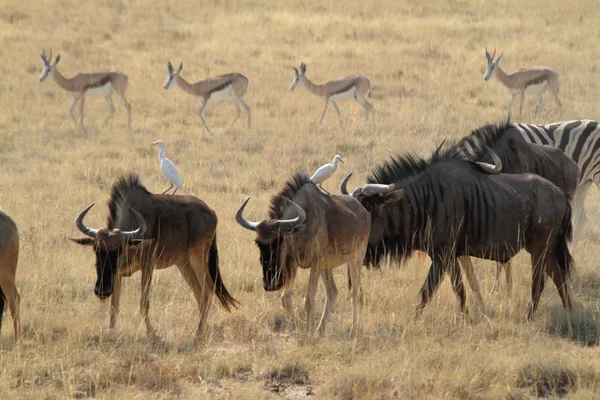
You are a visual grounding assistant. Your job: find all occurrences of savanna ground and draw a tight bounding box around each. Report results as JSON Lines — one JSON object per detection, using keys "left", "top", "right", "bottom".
{"left": 1, "top": 0, "right": 600, "bottom": 398}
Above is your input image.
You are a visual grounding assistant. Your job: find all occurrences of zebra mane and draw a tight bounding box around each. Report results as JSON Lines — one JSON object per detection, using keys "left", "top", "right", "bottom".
{"left": 269, "top": 171, "right": 312, "bottom": 219}
{"left": 452, "top": 119, "right": 513, "bottom": 160}
{"left": 107, "top": 173, "right": 151, "bottom": 228}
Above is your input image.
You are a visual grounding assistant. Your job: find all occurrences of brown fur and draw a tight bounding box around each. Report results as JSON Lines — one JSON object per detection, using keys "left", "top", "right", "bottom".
{"left": 0, "top": 210, "right": 20, "bottom": 343}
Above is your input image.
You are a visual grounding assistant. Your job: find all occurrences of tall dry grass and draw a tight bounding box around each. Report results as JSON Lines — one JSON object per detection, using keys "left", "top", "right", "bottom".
{"left": 1, "top": 0, "right": 600, "bottom": 398}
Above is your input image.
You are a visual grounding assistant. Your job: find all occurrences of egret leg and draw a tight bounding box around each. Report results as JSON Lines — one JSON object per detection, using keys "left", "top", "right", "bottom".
{"left": 162, "top": 183, "right": 173, "bottom": 194}
{"left": 319, "top": 183, "right": 330, "bottom": 195}
{"left": 173, "top": 188, "right": 178, "bottom": 195}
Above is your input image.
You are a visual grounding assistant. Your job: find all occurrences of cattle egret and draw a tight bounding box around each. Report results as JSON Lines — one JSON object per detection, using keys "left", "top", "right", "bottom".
{"left": 310, "top": 155, "right": 345, "bottom": 194}
{"left": 151, "top": 140, "right": 182, "bottom": 194}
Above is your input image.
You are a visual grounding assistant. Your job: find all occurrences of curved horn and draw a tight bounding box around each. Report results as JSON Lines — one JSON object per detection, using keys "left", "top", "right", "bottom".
{"left": 75, "top": 203, "right": 99, "bottom": 238}
{"left": 492, "top": 47, "right": 496, "bottom": 61}
{"left": 340, "top": 173, "right": 352, "bottom": 195}
{"left": 292, "top": 66, "right": 299, "bottom": 75}
{"left": 360, "top": 183, "right": 396, "bottom": 196}
{"left": 475, "top": 145, "right": 503, "bottom": 174}
{"left": 235, "top": 197, "right": 261, "bottom": 231}
{"left": 121, "top": 207, "right": 147, "bottom": 239}
{"left": 278, "top": 197, "right": 306, "bottom": 230}
{"left": 433, "top": 139, "right": 446, "bottom": 156}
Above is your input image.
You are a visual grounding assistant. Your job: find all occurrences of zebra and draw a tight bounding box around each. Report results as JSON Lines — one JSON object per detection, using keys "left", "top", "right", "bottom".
{"left": 511, "top": 119, "right": 600, "bottom": 244}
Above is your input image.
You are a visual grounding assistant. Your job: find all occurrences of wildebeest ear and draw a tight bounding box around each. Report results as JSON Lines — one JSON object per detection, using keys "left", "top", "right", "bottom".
{"left": 69, "top": 237, "right": 95, "bottom": 246}
{"left": 125, "top": 238, "right": 154, "bottom": 249}
{"left": 381, "top": 188, "right": 407, "bottom": 204}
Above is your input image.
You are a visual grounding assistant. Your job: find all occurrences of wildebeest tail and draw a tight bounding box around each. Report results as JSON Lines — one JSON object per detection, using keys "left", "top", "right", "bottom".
{"left": 0, "top": 286, "right": 5, "bottom": 332}
{"left": 552, "top": 203, "right": 574, "bottom": 277}
{"left": 208, "top": 234, "right": 239, "bottom": 312}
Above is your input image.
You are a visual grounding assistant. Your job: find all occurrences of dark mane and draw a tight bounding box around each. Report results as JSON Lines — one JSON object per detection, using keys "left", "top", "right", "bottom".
{"left": 107, "top": 173, "right": 151, "bottom": 227}
{"left": 453, "top": 119, "right": 512, "bottom": 160}
{"left": 269, "top": 171, "right": 312, "bottom": 219}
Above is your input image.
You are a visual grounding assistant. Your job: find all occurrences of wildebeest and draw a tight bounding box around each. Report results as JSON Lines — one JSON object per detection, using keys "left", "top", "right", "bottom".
{"left": 452, "top": 121, "right": 579, "bottom": 300}
{"left": 0, "top": 210, "right": 20, "bottom": 342}
{"left": 235, "top": 172, "right": 370, "bottom": 339}
{"left": 70, "top": 174, "right": 238, "bottom": 341}
{"left": 348, "top": 146, "right": 573, "bottom": 319}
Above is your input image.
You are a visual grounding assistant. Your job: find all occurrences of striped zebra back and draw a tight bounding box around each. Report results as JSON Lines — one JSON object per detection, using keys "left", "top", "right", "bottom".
{"left": 513, "top": 120, "right": 600, "bottom": 185}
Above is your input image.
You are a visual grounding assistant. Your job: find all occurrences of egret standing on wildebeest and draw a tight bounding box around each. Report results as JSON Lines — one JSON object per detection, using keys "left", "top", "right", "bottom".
{"left": 70, "top": 174, "right": 238, "bottom": 342}
{"left": 310, "top": 155, "right": 345, "bottom": 194}
{"left": 450, "top": 121, "right": 579, "bottom": 302}
{"left": 0, "top": 210, "right": 20, "bottom": 343}
{"left": 235, "top": 172, "right": 370, "bottom": 340}
{"left": 347, "top": 145, "right": 573, "bottom": 319}
{"left": 151, "top": 140, "right": 182, "bottom": 195}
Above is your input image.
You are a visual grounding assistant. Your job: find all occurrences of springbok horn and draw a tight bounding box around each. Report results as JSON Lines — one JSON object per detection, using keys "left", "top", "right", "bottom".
{"left": 75, "top": 203, "right": 99, "bottom": 238}
{"left": 340, "top": 173, "right": 352, "bottom": 195}
{"left": 475, "top": 145, "right": 503, "bottom": 174}
{"left": 278, "top": 197, "right": 306, "bottom": 230}
{"left": 167, "top": 61, "right": 174, "bottom": 73}
{"left": 292, "top": 66, "right": 299, "bottom": 75}
{"left": 121, "top": 207, "right": 147, "bottom": 239}
{"left": 434, "top": 139, "right": 446, "bottom": 155}
{"left": 492, "top": 47, "right": 496, "bottom": 61}
{"left": 360, "top": 183, "right": 396, "bottom": 196}
{"left": 485, "top": 47, "right": 490, "bottom": 62}
{"left": 235, "top": 197, "right": 261, "bottom": 231}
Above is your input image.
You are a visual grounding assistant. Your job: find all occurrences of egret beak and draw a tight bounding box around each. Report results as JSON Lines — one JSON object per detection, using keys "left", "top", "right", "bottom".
{"left": 340, "top": 159, "right": 345, "bottom": 164}
{"left": 150, "top": 141, "right": 158, "bottom": 146}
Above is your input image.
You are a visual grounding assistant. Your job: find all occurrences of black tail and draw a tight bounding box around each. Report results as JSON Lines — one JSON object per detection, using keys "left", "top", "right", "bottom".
{"left": 553, "top": 203, "right": 574, "bottom": 276}
{"left": 0, "top": 285, "right": 5, "bottom": 333}
{"left": 208, "top": 234, "right": 239, "bottom": 312}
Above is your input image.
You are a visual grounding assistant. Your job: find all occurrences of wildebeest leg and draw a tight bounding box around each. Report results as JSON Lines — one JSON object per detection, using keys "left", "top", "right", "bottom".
{"left": 0, "top": 276, "right": 20, "bottom": 341}
{"left": 491, "top": 262, "right": 502, "bottom": 294}
{"left": 189, "top": 246, "right": 213, "bottom": 342}
{"left": 457, "top": 256, "right": 484, "bottom": 308}
{"left": 347, "top": 259, "right": 362, "bottom": 338}
{"left": 319, "top": 100, "right": 329, "bottom": 124}
{"left": 162, "top": 183, "right": 173, "bottom": 195}
{"left": 316, "top": 268, "right": 338, "bottom": 338}
{"left": 527, "top": 252, "right": 546, "bottom": 320}
{"left": 177, "top": 262, "right": 211, "bottom": 343}
{"left": 545, "top": 257, "right": 573, "bottom": 312}
{"left": 571, "top": 181, "right": 592, "bottom": 245}
{"left": 281, "top": 286, "right": 305, "bottom": 334}
{"left": 109, "top": 274, "right": 122, "bottom": 329}
{"left": 416, "top": 259, "right": 445, "bottom": 316}
{"left": 504, "top": 260, "right": 513, "bottom": 296}
{"left": 447, "top": 258, "right": 468, "bottom": 315}
{"left": 140, "top": 261, "right": 157, "bottom": 338}
{"left": 304, "top": 264, "right": 322, "bottom": 339}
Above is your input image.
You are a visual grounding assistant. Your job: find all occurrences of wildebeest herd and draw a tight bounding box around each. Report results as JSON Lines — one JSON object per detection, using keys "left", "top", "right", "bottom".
{"left": 1, "top": 48, "right": 600, "bottom": 347}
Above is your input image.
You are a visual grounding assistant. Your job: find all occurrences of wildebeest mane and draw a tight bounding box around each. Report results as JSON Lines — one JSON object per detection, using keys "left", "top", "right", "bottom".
{"left": 453, "top": 119, "right": 513, "bottom": 161}
{"left": 107, "top": 173, "right": 151, "bottom": 228}
{"left": 269, "top": 171, "right": 312, "bottom": 219}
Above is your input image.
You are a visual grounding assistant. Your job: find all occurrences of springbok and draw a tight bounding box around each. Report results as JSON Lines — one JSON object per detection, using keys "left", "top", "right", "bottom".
{"left": 70, "top": 174, "right": 238, "bottom": 342}
{"left": 0, "top": 210, "right": 20, "bottom": 343}
{"left": 290, "top": 63, "right": 374, "bottom": 124}
{"left": 235, "top": 172, "right": 370, "bottom": 340}
{"left": 39, "top": 49, "right": 132, "bottom": 128}
{"left": 349, "top": 145, "right": 573, "bottom": 319}
{"left": 163, "top": 61, "right": 251, "bottom": 135}
{"left": 483, "top": 48, "right": 561, "bottom": 120}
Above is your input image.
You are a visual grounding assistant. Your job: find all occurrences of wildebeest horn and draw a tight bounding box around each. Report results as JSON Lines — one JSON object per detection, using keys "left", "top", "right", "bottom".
{"left": 278, "top": 197, "right": 306, "bottom": 230}
{"left": 235, "top": 197, "right": 261, "bottom": 231}
{"left": 121, "top": 207, "right": 147, "bottom": 239}
{"left": 360, "top": 183, "right": 396, "bottom": 196}
{"left": 475, "top": 145, "right": 503, "bottom": 174}
{"left": 340, "top": 173, "right": 352, "bottom": 195}
{"left": 75, "top": 203, "right": 99, "bottom": 238}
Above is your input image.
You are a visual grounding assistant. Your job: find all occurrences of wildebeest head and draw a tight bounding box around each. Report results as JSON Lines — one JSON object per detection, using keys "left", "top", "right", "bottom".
{"left": 235, "top": 197, "right": 306, "bottom": 291}
{"left": 70, "top": 203, "right": 148, "bottom": 300}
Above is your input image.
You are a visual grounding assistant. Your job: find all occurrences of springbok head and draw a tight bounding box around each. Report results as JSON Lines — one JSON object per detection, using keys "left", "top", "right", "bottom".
{"left": 235, "top": 197, "right": 306, "bottom": 291}
{"left": 483, "top": 47, "right": 504, "bottom": 81}
{"left": 70, "top": 204, "right": 148, "bottom": 299}
{"left": 164, "top": 61, "right": 183, "bottom": 89}
{"left": 39, "top": 49, "right": 61, "bottom": 82}
{"left": 290, "top": 62, "right": 307, "bottom": 91}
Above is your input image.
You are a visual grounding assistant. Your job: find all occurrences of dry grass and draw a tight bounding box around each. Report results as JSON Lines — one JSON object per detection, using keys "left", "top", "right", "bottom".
{"left": 1, "top": 0, "right": 600, "bottom": 398}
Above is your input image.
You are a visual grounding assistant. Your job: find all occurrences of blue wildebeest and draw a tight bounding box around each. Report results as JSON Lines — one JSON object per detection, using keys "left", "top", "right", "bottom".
{"left": 0, "top": 210, "right": 20, "bottom": 342}
{"left": 451, "top": 121, "right": 579, "bottom": 300}
{"left": 70, "top": 174, "right": 238, "bottom": 342}
{"left": 235, "top": 172, "right": 370, "bottom": 339}
{"left": 347, "top": 147, "right": 573, "bottom": 319}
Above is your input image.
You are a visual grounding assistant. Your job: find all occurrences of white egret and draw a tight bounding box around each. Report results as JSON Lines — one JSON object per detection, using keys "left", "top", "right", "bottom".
{"left": 151, "top": 140, "right": 182, "bottom": 195}
{"left": 310, "top": 155, "right": 345, "bottom": 194}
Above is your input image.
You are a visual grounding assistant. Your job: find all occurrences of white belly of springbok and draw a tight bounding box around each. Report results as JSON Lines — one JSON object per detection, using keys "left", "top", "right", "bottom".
{"left": 329, "top": 87, "right": 357, "bottom": 102}
{"left": 74, "top": 83, "right": 113, "bottom": 98}
{"left": 514, "top": 81, "right": 548, "bottom": 95}
{"left": 209, "top": 85, "right": 234, "bottom": 101}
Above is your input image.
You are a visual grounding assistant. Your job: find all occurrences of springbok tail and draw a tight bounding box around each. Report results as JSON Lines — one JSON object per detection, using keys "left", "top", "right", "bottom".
{"left": 208, "top": 234, "right": 240, "bottom": 312}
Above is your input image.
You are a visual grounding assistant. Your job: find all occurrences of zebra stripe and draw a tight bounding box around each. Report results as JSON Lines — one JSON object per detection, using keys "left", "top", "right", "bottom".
{"left": 513, "top": 120, "right": 600, "bottom": 185}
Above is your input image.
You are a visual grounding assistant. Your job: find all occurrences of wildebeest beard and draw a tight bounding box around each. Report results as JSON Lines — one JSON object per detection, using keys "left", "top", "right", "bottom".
{"left": 365, "top": 235, "right": 415, "bottom": 268}
{"left": 257, "top": 238, "right": 290, "bottom": 291}
{"left": 94, "top": 247, "right": 119, "bottom": 299}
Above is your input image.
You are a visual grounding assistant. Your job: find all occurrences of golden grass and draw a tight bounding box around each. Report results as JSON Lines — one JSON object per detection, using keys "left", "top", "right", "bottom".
{"left": 1, "top": 0, "right": 600, "bottom": 398}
